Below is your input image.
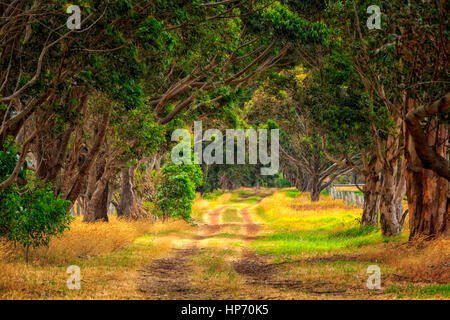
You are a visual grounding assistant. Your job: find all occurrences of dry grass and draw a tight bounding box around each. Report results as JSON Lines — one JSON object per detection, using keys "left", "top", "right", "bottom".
{"left": 362, "top": 239, "right": 450, "bottom": 284}
{"left": 1, "top": 188, "right": 447, "bottom": 300}
{"left": 255, "top": 191, "right": 364, "bottom": 231}
{"left": 0, "top": 216, "right": 185, "bottom": 299}
{"left": 30, "top": 216, "right": 155, "bottom": 264}
{"left": 189, "top": 248, "right": 246, "bottom": 299}
{"left": 251, "top": 189, "right": 449, "bottom": 298}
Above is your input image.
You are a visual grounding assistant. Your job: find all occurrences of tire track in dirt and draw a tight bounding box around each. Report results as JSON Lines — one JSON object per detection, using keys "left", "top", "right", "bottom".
{"left": 200, "top": 206, "right": 224, "bottom": 236}
{"left": 232, "top": 195, "right": 350, "bottom": 296}
{"left": 138, "top": 204, "right": 228, "bottom": 299}
{"left": 138, "top": 246, "right": 203, "bottom": 299}
{"left": 138, "top": 190, "right": 275, "bottom": 299}
{"left": 233, "top": 250, "right": 349, "bottom": 295}
{"left": 240, "top": 206, "right": 260, "bottom": 236}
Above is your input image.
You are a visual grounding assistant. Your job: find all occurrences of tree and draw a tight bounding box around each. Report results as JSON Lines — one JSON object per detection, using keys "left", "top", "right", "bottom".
{"left": 247, "top": 66, "right": 352, "bottom": 202}
{"left": 341, "top": 0, "right": 448, "bottom": 238}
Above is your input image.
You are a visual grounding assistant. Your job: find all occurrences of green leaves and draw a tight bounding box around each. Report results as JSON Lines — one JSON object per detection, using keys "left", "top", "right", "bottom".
{"left": 4, "top": 182, "right": 73, "bottom": 249}
{"left": 0, "top": 141, "right": 72, "bottom": 250}
{"left": 156, "top": 162, "right": 203, "bottom": 221}
{"left": 250, "top": 1, "right": 332, "bottom": 45}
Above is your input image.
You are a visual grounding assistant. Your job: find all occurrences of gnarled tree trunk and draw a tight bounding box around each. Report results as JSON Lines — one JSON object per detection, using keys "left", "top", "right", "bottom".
{"left": 405, "top": 115, "right": 449, "bottom": 240}
{"left": 379, "top": 159, "right": 406, "bottom": 236}
{"left": 117, "top": 156, "right": 158, "bottom": 218}
{"left": 377, "top": 113, "right": 407, "bottom": 236}
{"left": 117, "top": 166, "right": 135, "bottom": 218}
{"left": 83, "top": 182, "right": 109, "bottom": 222}
{"left": 82, "top": 153, "right": 118, "bottom": 222}
{"left": 361, "top": 169, "right": 380, "bottom": 226}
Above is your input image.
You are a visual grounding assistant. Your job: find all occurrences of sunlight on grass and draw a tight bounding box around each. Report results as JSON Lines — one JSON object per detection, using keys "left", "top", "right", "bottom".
{"left": 0, "top": 217, "right": 180, "bottom": 299}
{"left": 252, "top": 190, "right": 407, "bottom": 256}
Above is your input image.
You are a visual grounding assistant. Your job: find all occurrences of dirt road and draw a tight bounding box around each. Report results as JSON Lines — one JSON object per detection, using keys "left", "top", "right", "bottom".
{"left": 137, "top": 190, "right": 375, "bottom": 299}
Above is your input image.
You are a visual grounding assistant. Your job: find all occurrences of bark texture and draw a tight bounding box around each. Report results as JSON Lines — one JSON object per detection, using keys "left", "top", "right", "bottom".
{"left": 405, "top": 114, "right": 449, "bottom": 240}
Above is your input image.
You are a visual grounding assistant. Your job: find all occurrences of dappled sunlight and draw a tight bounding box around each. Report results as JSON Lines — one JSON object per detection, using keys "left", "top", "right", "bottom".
{"left": 256, "top": 190, "right": 363, "bottom": 232}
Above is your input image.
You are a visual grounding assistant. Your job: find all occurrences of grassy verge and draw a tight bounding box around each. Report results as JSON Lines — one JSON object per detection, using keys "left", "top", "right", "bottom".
{"left": 0, "top": 217, "right": 188, "bottom": 299}
{"left": 385, "top": 284, "right": 450, "bottom": 299}
{"left": 250, "top": 190, "right": 449, "bottom": 299}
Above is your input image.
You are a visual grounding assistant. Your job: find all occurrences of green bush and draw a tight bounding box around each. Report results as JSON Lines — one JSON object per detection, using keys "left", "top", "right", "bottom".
{"left": 156, "top": 162, "right": 203, "bottom": 221}
{"left": 276, "top": 177, "right": 291, "bottom": 188}
{"left": 0, "top": 140, "right": 72, "bottom": 261}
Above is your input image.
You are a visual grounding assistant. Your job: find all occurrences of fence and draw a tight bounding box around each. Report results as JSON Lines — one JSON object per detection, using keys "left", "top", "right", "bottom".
{"left": 328, "top": 186, "right": 365, "bottom": 208}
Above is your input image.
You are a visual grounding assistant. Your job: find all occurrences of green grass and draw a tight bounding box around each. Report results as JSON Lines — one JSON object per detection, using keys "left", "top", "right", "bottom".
{"left": 254, "top": 206, "right": 276, "bottom": 223}
{"left": 251, "top": 228, "right": 382, "bottom": 256}
{"left": 203, "top": 190, "right": 225, "bottom": 200}
{"left": 229, "top": 196, "right": 260, "bottom": 203}
{"left": 233, "top": 190, "right": 250, "bottom": 197}
{"left": 244, "top": 196, "right": 260, "bottom": 202}
{"left": 284, "top": 190, "right": 301, "bottom": 198}
{"left": 251, "top": 206, "right": 388, "bottom": 255}
{"left": 222, "top": 208, "right": 243, "bottom": 223}
{"left": 329, "top": 225, "right": 379, "bottom": 238}
{"left": 385, "top": 284, "right": 450, "bottom": 299}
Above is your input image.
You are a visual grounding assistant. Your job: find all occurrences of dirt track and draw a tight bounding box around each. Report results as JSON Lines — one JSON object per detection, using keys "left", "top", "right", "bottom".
{"left": 137, "top": 191, "right": 369, "bottom": 299}
{"left": 138, "top": 191, "right": 273, "bottom": 299}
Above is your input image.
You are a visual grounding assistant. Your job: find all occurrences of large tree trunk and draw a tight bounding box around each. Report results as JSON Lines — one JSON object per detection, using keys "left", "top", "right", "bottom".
{"left": 83, "top": 182, "right": 109, "bottom": 222}
{"left": 117, "top": 166, "right": 135, "bottom": 218}
{"left": 379, "top": 164, "right": 403, "bottom": 236}
{"left": 379, "top": 157, "right": 407, "bottom": 236}
{"left": 117, "top": 156, "right": 158, "bottom": 218}
{"left": 310, "top": 187, "right": 320, "bottom": 202}
{"left": 377, "top": 113, "right": 407, "bottom": 236}
{"left": 310, "top": 174, "right": 320, "bottom": 202}
{"left": 82, "top": 154, "right": 116, "bottom": 222}
{"left": 361, "top": 170, "right": 380, "bottom": 226}
{"left": 405, "top": 114, "right": 449, "bottom": 240}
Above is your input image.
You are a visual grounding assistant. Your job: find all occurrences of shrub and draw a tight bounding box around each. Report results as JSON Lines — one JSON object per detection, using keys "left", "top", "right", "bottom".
{"left": 156, "top": 162, "right": 203, "bottom": 221}
{"left": 0, "top": 140, "right": 72, "bottom": 261}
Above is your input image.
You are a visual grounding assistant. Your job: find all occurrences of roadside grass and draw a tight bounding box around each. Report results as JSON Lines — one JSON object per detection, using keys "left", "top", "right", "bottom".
{"left": 202, "top": 190, "right": 225, "bottom": 200}
{"left": 0, "top": 217, "right": 186, "bottom": 299}
{"left": 252, "top": 190, "right": 411, "bottom": 254}
{"left": 252, "top": 227, "right": 383, "bottom": 256}
{"left": 385, "top": 284, "right": 450, "bottom": 299}
{"left": 250, "top": 190, "right": 449, "bottom": 299}
{"left": 284, "top": 189, "right": 301, "bottom": 198}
